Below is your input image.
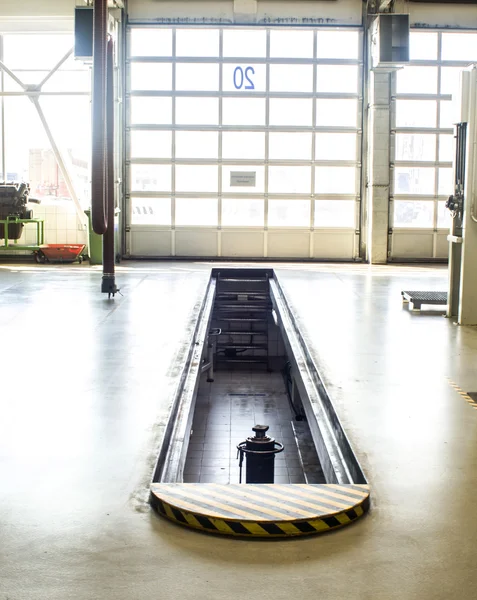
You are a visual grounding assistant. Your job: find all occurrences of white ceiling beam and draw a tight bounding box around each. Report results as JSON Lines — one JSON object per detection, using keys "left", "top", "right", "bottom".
{"left": 378, "top": 0, "right": 393, "bottom": 10}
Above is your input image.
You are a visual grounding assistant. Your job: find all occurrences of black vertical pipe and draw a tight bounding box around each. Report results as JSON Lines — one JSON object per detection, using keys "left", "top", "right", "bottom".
{"left": 91, "top": 0, "right": 108, "bottom": 235}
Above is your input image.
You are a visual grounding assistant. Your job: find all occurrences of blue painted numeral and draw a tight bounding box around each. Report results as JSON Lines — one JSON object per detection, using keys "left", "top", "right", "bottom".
{"left": 233, "top": 66, "right": 255, "bottom": 90}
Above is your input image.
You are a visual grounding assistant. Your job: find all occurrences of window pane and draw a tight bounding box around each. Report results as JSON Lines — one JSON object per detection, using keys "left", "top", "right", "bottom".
{"left": 269, "top": 30, "right": 314, "bottom": 58}
{"left": 409, "top": 32, "right": 438, "bottom": 61}
{"left": 442, "top": 33, "right": 477, "bottom": 61}
{"left": 269, "top": 200, "right": 310, "bottom": 227}
{"left": 176, "top": 29, "right": 219, "bottom": 57}
{"left": 315, "top": 167, "right": 356, "bottom": 194}
{"left": 316, "top": 66, "right": 358, "bottom": 94}
{"left": 222, "top": 132, "right": 265, "bottom": 160}
{"left": 395, "top": 134, "right": 436, "bottom": 162}
{"left": 130, "top": 97, "right": 172, "bottom": 125}
{"left": 175, "top": 165, "right": 218, "bottom": 193}
{"left": 176, "top": 198, "right": 218, "bottom": 226}
{"left": 268, "top": 166, "right": 311, "bottom": 194}
{"left": 131, "top": 197, "right": 171, "bottom": 225}
{"left": 395, "top": 100, "right": 437, "bottom": 128}
{"left": 315, "top": 133, "right": 357, "bottom": 161}
{"left": 439, "top": 135, "right": 454, "bottom": 163}
{"left": 3, "top": 34, "right": 73, "bottom": 69}
{"left": 222, "top": 64, "right": 266, "bottom": 93}
{"left": 269, "top": 132, "right": 312, "bottom": 160}
{"left": 176, "top": 98, "right": 219, "bottom": 125}
{"left": 130, "top": 63, "right": 172, "bottom": 91}
{"left": 394, "top": 167, "right": 435, "bottom": 195}
{"left": 439, "top": 100, "right": 456, "bottom": 129}
{"left": 130, "top": 131, "right": 172, "bottom": 159}
{"left": 396, "top": 66, "right": 438, "bottom": 94}
{"left": 438, "top": 201, "right": 451, "bottom": 228}
{"left": 175, "top": 131, "right": 218, "bottom": 159}
{"left": 314, "top": 200, "right": 355, "bottom": 227}
{"left": 269, "top": 65, "right": 313, "bottom": 93}
{"left": 176, "top": 64, "right": 219, "bottom": 91}
{"left": 269, "top": 99, "right": 312, "bottom": 126}
{"left": 393, "top": 200, "right": 434, "bottom": 228}
{"left": 222, "top": 166, "right": 265, "bottom": 193}
{"left": 438, "top": 168, "right": 453, "bottom": 196}
{"left": 223, "top": 30, "right": 266, "bottom": 58}
{"left": 317, "top": 31, "right": 359, "bottom": 59}
{"left": 223, "top": 98, "right": 265, "bottom": 126}
{"left": 130, "top": 29, "right": 172, "bottom": 57}
{"left": 441, "top": 67, "right": 463, "bottom": 96}
{"left": 316, "top": 99, "right": 358, "bottom": 127}
{"left": 130, "top": 165, "right": 171, "bottom": 192}
{"left": 222, "top": 199, "right": 264, "bottom": 226}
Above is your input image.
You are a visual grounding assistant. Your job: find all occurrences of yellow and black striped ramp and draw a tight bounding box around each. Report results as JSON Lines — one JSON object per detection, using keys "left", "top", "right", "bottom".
{"left": 150, "top": 483, "right": 370, "bottom": 538}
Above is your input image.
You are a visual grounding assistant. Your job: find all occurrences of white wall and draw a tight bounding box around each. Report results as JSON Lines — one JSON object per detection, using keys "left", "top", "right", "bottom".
{"left": 127, "top": 0, "right": 363, "bottom": 25}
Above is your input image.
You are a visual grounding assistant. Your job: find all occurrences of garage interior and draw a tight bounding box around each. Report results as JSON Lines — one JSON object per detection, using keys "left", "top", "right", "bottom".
{"left": 1, "top": 0, "right": 477, "bottom": 598}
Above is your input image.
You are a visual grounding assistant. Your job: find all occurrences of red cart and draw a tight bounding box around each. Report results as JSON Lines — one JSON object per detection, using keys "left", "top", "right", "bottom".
{"left": 34, "top": 244, "right": 86, "bottom": 264}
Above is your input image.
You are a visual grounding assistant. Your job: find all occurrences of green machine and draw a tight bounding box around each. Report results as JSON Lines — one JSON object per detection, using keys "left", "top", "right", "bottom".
{"left": 0, "top": 183, "right": 45, "bottom": 254}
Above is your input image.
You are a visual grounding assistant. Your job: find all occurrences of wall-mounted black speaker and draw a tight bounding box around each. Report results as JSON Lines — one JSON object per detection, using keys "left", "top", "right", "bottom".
{"left": 75, "top": 7, "right": 94, "bottom": 59}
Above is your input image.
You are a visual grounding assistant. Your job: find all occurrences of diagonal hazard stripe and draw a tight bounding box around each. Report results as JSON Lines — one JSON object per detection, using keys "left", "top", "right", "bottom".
{"left": 326, "top": 484, "right": 369, "bottom": 499}
{"left": 251, "top": 485, "right": 343, "bottom": 514}
{"left": 214, "top": 484, "right": 327, "bottom": 518}
{"left": 271, "top": 485, "right": 357, "bottom": 511}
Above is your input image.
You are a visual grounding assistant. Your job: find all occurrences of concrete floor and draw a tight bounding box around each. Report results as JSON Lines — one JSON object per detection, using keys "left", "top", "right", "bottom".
{"left": 1, "top": 261, "right": 477, "bottom": 600}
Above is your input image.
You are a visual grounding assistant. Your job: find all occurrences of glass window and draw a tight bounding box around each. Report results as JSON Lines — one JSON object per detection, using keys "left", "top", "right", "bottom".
{"left": 175, "top": 165, "right": 218, "bottom": 193}
{"left": 222, "top": 199, "right": 264, "bottom": 226}
{"left": 176, "top": 64, "right": 219, "bottom": 92}
{"left": 222, "top": 132, "right": 265, "bottom": 160}
{"left": 176, "top": 29, "right": 219, "bottom": 57}
{"left": 131, "top": 197, "right": 171, "bottom": 225}
{"left": 269, "top": 30, "right": 314, "bottom": 58}
{"left": 316, "top": 99, "right": 358, "bottom": 127}
{"left": 269, "top": 133, "right": 312, "bottom": 161}
{"left": 3, "top": 34, "right": 73, "bottom": 69}
{"left": 223, "top": 30, "right": 266, "bottom": 58}
{"left": 175, "top": 131, "right": 218, "bottom": 159}
{"left": 130, "top": 29, "right": 172, "bottom": 57}
{"left": 315, "top": 167, "right": 356, "bottom": 194}
{"left": 394, "top": 167, "right": 435, "bottom": 195}
{"left": 396, "top": 66, "right": 438, "bottom": 94}
{"left": 269, "top": 99, "right": 313, "bottom": 126}
{"left": 130, "top": 97, "right": 172, "bottom": 125}
{"left": 316, "top": 31, "right": 359, "bottom": 59}
{"left": 314, "top": 200, "right": 355, "bottom": 227}
{"left": 438, "top": 168, "right": 453, "bottom": 196}
{"left": 439, "top": 135, "right": 454, "bottom": 163}
{"left": 441, "top": 67, "right": 463, "bottom": 96}
{"left": 393, "top": 200, "right": 434, "bottom": 228}
{"left": 269, "top": 65, "right": 313, "bottom": 93}
{"left": 268, "top": 200, "right": 310, "bottom": 227}
{"left": 409, "top": 32, "right": 438, "bottom": 61}
{"left": 130, "top": 165, "right": 171, "bottom": 192}
{"left": 315, "top": 133, "right": 357, "bottom": 161}
{"left": 395, "top": 100, "right": 437, "bottom": 128}
{"left": 130, "top": 131, "right": 172, "bottom": 159}
{"left": 176, "top": 98, "right": 219, "bottom": 125}
{"left": 130, "top": 63, "right": 172, "bottom": 91}
{"left": 268, "top": 166, "right": 311, "bottom": 194}
{"left": 440, "top": 100, "right": 456, "bottom": 129}
{"left": 176, "top": 198, "right": 218, "bottom": 226}
{"left": 222, "top": 166, "right": 265, "bottom": 194}
{"left": 222, "top": 64, "right": 266, "bottom": 93}
{"left": 316, "top": 65, "right": 358, "bottom": 94}
{"left": 438, "top": 201, "right": 452, "bottom": 228}
{"left": 395, "top": 134, "right": 436, "bottom": 162}
{"left": 442, "top": 33, "right": 477, "bottom": 61}
{"left": 222, "top": 98, "right": 265, "bottom": 126}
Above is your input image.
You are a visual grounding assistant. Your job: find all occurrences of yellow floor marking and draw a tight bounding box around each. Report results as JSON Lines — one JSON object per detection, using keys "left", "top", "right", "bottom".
{"left": 335, "top": 512, "right": 352, "bottom": 525}
{"left": 252, "top": 485, "right": 343, "bottom": 514}
{"left": 208, "top": 517, "right": 235, "bottom": 535}
{"left": 327, "top": 484, "right": 369, "bottom": 498}
{"left": 157, "top": 487, "right": 266, "bottom": 520}
{"left": 241, "top": 521, "right": 270, "bottom": 535}
{"left": 275, "top": 522, "right": 303, "bottom": 535}
{"left": 286, "top": 485, "right": 358, "bottom": 509}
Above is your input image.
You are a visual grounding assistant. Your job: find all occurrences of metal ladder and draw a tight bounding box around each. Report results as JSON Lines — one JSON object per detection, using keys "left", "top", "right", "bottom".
{"left": 213, "top": 272, "right": 271, "bottom": 369}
